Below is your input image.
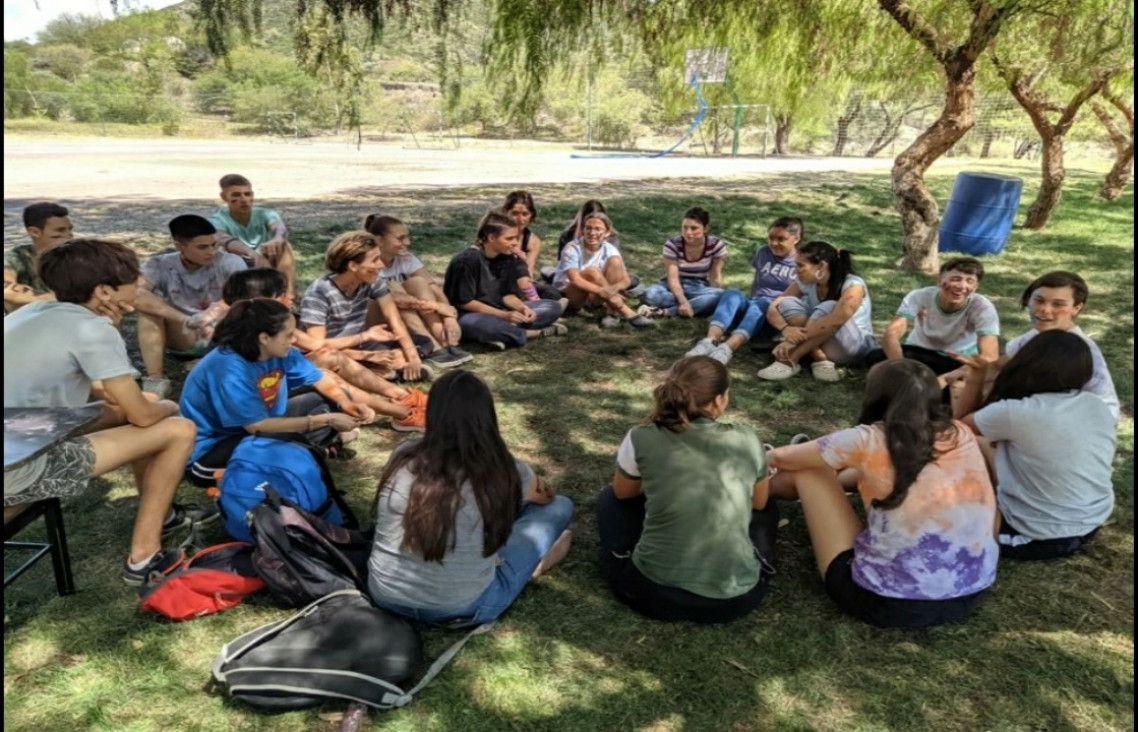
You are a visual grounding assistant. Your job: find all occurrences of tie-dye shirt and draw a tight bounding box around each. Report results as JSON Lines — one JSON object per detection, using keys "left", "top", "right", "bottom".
{"left": 816, "top": 422, "right": 998, "bottom": 600}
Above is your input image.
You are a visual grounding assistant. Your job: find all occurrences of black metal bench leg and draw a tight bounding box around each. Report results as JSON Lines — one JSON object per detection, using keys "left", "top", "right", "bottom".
{"left": 42, "top": 498, "right": 75, "bottom": 596}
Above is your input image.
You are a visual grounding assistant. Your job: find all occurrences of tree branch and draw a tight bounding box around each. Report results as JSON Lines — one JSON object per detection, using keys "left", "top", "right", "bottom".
{"left": 876, "top": 0, "right": 949, "bottom": 62}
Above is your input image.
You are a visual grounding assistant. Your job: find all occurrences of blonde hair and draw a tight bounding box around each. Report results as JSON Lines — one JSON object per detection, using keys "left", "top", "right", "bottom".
{"left": 325, "top": 230, "right": 378, "bottom": 273}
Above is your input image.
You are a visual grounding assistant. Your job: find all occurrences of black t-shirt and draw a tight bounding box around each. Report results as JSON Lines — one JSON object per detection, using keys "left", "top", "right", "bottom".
{"left": 443, "top": 246, "right": 520, "bottom": 310}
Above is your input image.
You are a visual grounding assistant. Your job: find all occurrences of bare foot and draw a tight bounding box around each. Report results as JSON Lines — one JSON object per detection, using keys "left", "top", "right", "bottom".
{"left": 338, "top": 428, "right": 361, "bottom": 444}
{"left": 531, "top": 530, "right": 572, "bottom": 579}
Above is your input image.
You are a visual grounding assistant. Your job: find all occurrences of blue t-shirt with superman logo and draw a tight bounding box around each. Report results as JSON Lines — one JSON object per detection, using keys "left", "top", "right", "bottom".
{"left": 179, "top": 346, "right": 323, "bottom": 463}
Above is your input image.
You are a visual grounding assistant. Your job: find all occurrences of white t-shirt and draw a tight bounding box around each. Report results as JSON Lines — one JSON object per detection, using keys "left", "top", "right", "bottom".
{"left": 973, "top": 391, "right": 1116, "bottom": 540}
{"left": 141, "top": 251, "right": 248, "bottom": 315}
{"left": 553, "top": 240, "right": 623, "bottom": 291}
{"left": 801, "top": 274, "right": 874, "bottom": 338}
{"left": 1005, "top": 326, "right": 1120, "bottom": 423}
{"left": 4, "top": 302, "right": 135, "bottom": 408}
{"left": 897, "top": 287, "right": 1000, "bottom": 356}
{"left": 379, "top": 253, "right": 425, "bottom": 284}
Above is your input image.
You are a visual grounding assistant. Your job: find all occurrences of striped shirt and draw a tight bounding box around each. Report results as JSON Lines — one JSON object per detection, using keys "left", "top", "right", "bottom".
{"left": 662, "top": 235, "right": 727, "bottom": 281}
{"left": 300, "top": 273, "right": 389, "bottom": 338}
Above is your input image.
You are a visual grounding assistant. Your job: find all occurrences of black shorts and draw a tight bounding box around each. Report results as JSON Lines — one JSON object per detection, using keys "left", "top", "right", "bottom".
{"left": 824, "top": 550, "right": 987, "bottom": 629}
{"left": 998, "top": 517, "right": 1100, "bottom": 560}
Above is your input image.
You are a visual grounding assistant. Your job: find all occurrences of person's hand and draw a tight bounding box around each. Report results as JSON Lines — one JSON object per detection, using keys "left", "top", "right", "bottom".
{"left": 402, "top": 358, "right": 424, "bottom": 381}
{"left": 782, "top": 325, "right": 807, "bottom": 345}
{"left": 772, "top": 341, "right": 795, "bottom": 362}
{"left": 338, "top": 401, "right": 376, "bottom": 423}
{"left": 444, "top": 316, "right": 462, "bottom": 344}
{"left": 434, "top": 302, "right": 458, "bottom": 319}
{"left": 362, "top": 324, "right": 395, "bottom": 344}
{"left": 940, "top": 367, "right": 969, "bottom": 387}
{"left": 360, "top": 350, "right": 400, "bottom": 367}
{"left": 94, "top": 297, "right": 134, "bottom": 327}
{"left": 528, "top": 476, "right": 557, "bottom": 504}
{"left": 677, "top": 301, "right": 695, "bottom": 318}
{"left": 325, "top": 413, "right": 361, "bottom": 432}
{"left": 598, "top": 284, "right": 619, "bottom": 300}
{"left": 949, "top": 351, "right": 996, "bottom": 373}
{"left": 261, "top": 239, "right": 284, "bottom": 260}
{"left": 505, "top": 310, "right": 530, "bottom": 325}
{"left": 519, "top": 306, "right": 537, "bottom": 323}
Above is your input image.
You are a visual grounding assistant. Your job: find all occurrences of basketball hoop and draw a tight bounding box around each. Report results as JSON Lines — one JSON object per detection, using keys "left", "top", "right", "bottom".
{"left": 684, "top": 48, "right": 729, "bottom": 84}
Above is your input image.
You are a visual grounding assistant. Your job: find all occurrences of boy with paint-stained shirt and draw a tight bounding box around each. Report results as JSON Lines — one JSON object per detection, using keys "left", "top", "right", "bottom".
{"left": 210, "top": 173, "right": 298, "bottom": 298}
{"left": 3, "top": 202, "right": 73, "bottom": 313}
{"left": 867, "top": 256, "right": 1000, "bottom": 376}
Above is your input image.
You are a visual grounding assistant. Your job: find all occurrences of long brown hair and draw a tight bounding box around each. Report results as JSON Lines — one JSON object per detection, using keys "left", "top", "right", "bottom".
{"left": 375, "top": 371, "right": 521, "bottom": 562}
{"left": 648, "top": 356, "right": 730, "bottom": 433}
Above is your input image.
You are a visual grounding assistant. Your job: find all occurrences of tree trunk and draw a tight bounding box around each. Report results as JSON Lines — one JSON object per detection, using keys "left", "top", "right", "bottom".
{"left": 891, "top": 64, "right": 978, "bottom": 274}
{"left": 1092, "top": 97, "right": 1135, "bottom": 200}
{"left": 979, "top": 130, "right": 995, "bottom": 158}
{"left": 1025, "top": 130, "right": 1065, "bottom": 230}
{"left": 832, "top": 94, "right": 862, "bottom": 156}
{"left": 774, "top": 114, "right": 792, "bottom": 155}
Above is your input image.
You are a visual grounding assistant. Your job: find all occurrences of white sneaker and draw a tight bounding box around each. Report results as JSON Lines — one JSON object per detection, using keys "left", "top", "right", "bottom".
{"left": 757, "top": 361, "right": 801, "bottom": 381}
{"left": 708, "top": 343, "right": 734, "bottom": 365}
{"left": 637, "top": 304, "right": 667, "bottom": 318}
{"left": 685, "top": 338, "right": 717, "bottom": 357}
{"left": 811, "top": 360, "right": 841, "bottom": 382}
{"left": 599, "top": 315, "right": 622, "bottom": 329}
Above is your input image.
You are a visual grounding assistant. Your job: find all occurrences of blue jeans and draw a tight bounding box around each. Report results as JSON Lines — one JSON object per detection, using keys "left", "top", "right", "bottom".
{"left": 457, "top": 299, "right": 564, "bottom": 348}
{"left": 371, "top": 495, "right": 574, "bottom": 627}
{"left": 710, "top": 290, "right": 771, "bottom": 340}
{"left": 641, "top": 279, "right": 724, "bottom": 317}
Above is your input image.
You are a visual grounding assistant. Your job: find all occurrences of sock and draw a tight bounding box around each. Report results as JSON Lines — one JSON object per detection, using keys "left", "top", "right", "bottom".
{"left": 127, "top": 551, "right": 157, "bottom": 571}
{"left": 521, "top": 285, "right": 539, "bottom": 301}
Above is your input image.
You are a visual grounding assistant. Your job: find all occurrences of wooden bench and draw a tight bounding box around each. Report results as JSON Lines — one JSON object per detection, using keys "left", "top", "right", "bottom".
{"left": 4, "top": 499, "right": 75, "bottom": 596}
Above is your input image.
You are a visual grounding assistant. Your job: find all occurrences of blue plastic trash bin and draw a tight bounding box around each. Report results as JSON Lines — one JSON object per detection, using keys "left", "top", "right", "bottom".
{"left": 938, "top": 172, "right": 1023, "bottom": 255}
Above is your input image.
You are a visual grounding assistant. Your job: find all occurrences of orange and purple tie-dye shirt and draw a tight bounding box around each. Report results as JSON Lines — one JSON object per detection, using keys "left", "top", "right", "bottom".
{"left": 816, "top": 422, "right": 998, "bottom": 600}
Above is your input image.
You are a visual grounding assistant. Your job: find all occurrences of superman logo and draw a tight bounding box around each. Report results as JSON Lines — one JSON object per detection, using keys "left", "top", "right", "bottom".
{"left": 257, "top": 369, "right": 284, "bottom": 409}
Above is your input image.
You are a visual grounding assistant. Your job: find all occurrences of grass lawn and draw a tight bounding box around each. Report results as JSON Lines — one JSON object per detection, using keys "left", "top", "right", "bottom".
{"left": 4, "top": 162, "right": 1133, "bottom": 732}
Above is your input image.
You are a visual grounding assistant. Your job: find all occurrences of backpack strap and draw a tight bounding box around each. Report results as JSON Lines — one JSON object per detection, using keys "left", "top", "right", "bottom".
{"left": 385, "top": 622, "right": 496, "bottom": 708}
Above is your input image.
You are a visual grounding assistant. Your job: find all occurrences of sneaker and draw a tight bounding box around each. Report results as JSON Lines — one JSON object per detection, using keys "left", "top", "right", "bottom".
{"left": 425, "top": 348, "right": 466, "bottom": 369}
{"left": 445, "top": 345, "right": 475, "bottom": 365}
{"left": 811, "top": 360, "right": 841, "bottom": 382}
{"left": 161, "top": 501, "right": 220, "bottom": 537}
{"left": 599, "top": 315, "right": 622, "bottom": 329}
{"left": 637, "top": 304, "right": 667, "bottom": 318}
{"left": 537, "top": 323, "right": 569, "bottom": 338}
{"left": 484, "top": 340, "right": 508, "bottom": 351}
{"left": 685, "top": 338, "right": 718, "bottom": 357}
{"left": 623, "top": 283, "right": 646, "bottom": 299}
{"left": 392, "top": 406, "right": 426, "bottom": 432}
{"left": 790, "top": 433, "right": 812, "bottom": 445}
{"left": 394, "top": 389, "right": 427, "bottom": 409}
{"left": 392, "top": 364, "right": 433, "bottom": 382}
{"left": 625, "top": 314, "right": 658, "bottom": 329}
{"left": 141, "top": 377, "right": 171, "bottom": 399}
{"left": 708, "top": 343, "right": 734, "bottom": 365}
{"left": 757, "top": 361, "right": 802, "bottom": 381}
{"left": 122, "top": 548, "right": 185, "bottom": 586}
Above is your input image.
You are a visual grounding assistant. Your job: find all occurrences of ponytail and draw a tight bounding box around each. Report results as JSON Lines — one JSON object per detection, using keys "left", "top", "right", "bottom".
{"left": 798, "top": 240, "right": 857, "bottom": 302}
{"left": 648, "top": 356, "right": 729, "bottom": 433}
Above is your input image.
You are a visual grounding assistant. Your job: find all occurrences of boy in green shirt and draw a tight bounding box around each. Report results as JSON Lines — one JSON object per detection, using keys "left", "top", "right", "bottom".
{"left": 3, "top": 202, "right": 73, "bottom": 313}
{"left": 209, "top": 173, "right": 297, "bottom": 298}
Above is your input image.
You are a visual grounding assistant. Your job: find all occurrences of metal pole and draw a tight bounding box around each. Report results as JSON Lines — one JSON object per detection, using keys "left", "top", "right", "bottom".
{"left": 586, "top": 68, "right": 593, "bottom": 151}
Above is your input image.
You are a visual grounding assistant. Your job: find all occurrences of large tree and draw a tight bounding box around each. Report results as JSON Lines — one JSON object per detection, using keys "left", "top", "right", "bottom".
{"left": 991, "top": 0, "right": 1133, "bottom": 228}
{"left": 1091, "top": 81, "right": 1135, "bottom": 200}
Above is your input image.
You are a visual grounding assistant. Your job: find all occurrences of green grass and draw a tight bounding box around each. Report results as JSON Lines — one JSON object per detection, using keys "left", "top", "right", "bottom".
{"left": 4, "top": 163, "right": 1133, "bottom": 732}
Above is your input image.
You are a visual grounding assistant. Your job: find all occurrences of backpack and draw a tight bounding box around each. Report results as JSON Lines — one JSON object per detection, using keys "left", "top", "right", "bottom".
{"left": 211, "top": 589, "right": 491, "bottom": 712}
{"left": 218, "top": 434, "right": 357, "bottom": 543}
{"left": 248, "top": 484, "right": 373, "bottom": 609}
{"left": 139, "top": 542, "right": 265, "bottom": 621}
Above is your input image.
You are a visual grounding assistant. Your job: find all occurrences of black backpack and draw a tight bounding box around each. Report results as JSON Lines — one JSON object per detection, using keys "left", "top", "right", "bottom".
{"left": 248, "top": 484, "right": 372, "bottom": 609}
{"left": 211, "top": 589, "right": 493, "bottom": 714}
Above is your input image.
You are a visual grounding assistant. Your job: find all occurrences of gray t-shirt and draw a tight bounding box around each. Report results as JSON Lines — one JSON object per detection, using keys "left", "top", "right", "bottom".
{"left": 379, "top": 254, "right": 425, "bottom": 285}
{"left": 141, "top": 251, "right": 248, "bottom": 315}
{"left": 1005, "top": 326, "right": 1120, "bottom": 423}
{"left": 4, "top": 302, "right": 134, "bottom": 408}
{"left": 897, "top": 287, "right": 1000, "bottom": 356}
{"left": 299, "top": 273, "right": 390, "bottom": 338}
{"left": 973, "top": 391, "right": 1116, "bottom": 540}
{"left": 801, "top": 274, "right": 874, "bottom": 339}
{"left": 367, "top": 445, "right": 534, "bottom": 611}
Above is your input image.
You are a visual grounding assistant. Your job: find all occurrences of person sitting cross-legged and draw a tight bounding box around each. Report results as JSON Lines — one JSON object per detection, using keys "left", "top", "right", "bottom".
{"left": 444, "top": 211, "right": 569, "bottom": 350}
{"left": 134, "top": 214, "right": 247, "bottom": 398}
{"left": 865, "top": 256, "right": 999, "bottom": 377}
{"left": 210, "top": 173, "right": 298, "bottom": 298}
{"left": 3, "top": 201, "right": 74, "bottom": 313}
{"left": 638, "top": 207, "right": 727, "bottom": 320}
{"left": 4, "top": 239, "right": 201, "bottom": 585}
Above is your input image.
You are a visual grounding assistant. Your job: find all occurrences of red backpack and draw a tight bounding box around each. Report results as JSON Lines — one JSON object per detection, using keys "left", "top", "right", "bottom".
{"left": 139, "top": 542, "right": 265, "bottom": 621}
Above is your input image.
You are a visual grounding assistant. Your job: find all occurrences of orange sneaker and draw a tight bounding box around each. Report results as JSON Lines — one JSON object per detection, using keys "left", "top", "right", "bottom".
{"left": 392, "top": 406, "right": 426, "bottom": 433}
{"left": 394, "top": 389, "right": 427, "bottom": 409}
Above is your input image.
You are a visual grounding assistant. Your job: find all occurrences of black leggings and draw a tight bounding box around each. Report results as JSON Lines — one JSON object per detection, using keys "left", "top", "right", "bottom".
{"left": 595, "top": 485, "right": 779, "bottom": 624}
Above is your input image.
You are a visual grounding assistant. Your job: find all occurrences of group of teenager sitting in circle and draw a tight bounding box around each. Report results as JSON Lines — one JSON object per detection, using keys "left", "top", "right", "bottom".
{"left": 2, "top": 180, "right": 1120, "bottom": 631}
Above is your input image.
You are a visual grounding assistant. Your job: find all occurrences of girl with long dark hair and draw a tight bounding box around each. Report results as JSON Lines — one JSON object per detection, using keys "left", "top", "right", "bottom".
{"left": 759, "top": 240, "right": 876, "bottom": 382}
{"left": 955, "top": 330, "right": 1116, "bottom": 560}
{"left": 179, "top": 299, "right": 372, "bottom": 481}
{"left": 367, "top": 370, "right": 573, "bottom": 625}
{"left": 767, "top": 359, "right": 998, "bottom": 628}
{"left": 596, "top": 356, "right": 779, "bottom": 623}
{"left": 638, "top": 206, "right": 727, "bottom": 319}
